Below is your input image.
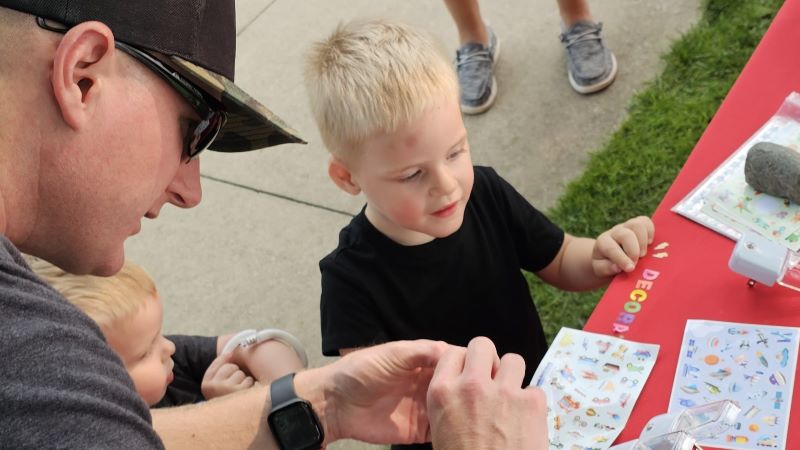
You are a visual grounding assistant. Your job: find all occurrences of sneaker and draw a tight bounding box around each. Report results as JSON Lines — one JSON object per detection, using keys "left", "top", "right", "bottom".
{"left": 560, "top": 21, "right": 617, "bottom": 94}
{"left": 455, "top": 25, "right": 500, "bottom": 115}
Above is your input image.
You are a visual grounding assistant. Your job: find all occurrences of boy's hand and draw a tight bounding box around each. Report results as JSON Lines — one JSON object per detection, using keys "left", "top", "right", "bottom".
{"left": 592, "top": 216, "right": 655, "bottom": 276}
{"left": 201, "top": 352, "right": 255, "bottom": 400}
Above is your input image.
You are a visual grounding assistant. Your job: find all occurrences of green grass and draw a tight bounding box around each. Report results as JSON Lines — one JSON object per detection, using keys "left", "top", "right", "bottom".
{"left": 530, "top": 0, "right": 784, "bottom": 342}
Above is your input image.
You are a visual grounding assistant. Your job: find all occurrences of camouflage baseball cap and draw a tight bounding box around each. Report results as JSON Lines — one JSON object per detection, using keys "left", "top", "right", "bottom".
{"left": 0, "top": 0, "right": 305, "bottom": 152}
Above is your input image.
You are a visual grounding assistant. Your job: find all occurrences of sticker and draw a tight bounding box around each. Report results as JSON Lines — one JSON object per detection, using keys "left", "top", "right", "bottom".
{"left": 761, "top": 415, "right": 778, "bottom": 426}
{"left": 769, "top": 371, "right": 786, "bottom": 386}
{"left": 704, "top": 382, "right": 721, "bottom": 394}
{"left": 626, "top": 363, "right": 644, "bottom": 373}
{"left": 756, "top": 351, "right": 769, "bottom": 368}
{"left": 710, "top": 367, "right": 732, "bottom": 379}
{"left": 681, "top": 384, "right": 699, "bottom": 394}
{"left": 778, "top": 348, "right": 789, "bottom": 367}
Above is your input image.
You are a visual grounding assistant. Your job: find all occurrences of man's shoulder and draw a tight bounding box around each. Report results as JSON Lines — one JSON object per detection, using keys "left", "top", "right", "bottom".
{"left": 0, "top": 238, "right": 162, "bottom": 448}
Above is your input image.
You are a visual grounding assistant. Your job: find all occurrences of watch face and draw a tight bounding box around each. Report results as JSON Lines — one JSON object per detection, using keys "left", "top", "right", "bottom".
{"left": 268, "top": 401, "right": 323, "bottom": 450}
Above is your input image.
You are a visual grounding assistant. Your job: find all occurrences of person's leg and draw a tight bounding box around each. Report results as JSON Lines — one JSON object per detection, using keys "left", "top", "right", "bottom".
{"left": 443, "top": 0, "right": 500, "bottom": 114}
{"left": 443, "top": 0, "right": 488, "bottom": 46}
{"left": 556, "top": 0, "right": 593, "bottom": 27}
{"left": 556, "top": 0, "right": 617, "bottom": 94}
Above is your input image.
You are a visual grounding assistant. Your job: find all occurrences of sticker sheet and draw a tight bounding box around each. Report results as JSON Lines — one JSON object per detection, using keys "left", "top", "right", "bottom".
{"left": 668, "top": 320, "right": 800, "bottom": 449}
{"left": 531, "top": 328, "right": 660, "bottom": 450}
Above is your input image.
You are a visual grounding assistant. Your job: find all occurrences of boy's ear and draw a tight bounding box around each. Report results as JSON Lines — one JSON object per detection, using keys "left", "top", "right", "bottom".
{"left": 328, "top": 156, "right": 361, "bottom": 196}
{"left": 50, "top": 21, "right": 116, "bottom": 131}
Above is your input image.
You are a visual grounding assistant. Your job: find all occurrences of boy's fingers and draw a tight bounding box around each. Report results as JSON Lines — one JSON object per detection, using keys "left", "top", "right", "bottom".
{"left": 240, "top": 376, "right": 255, "bottom": 388}
{"left": 597, "top": 234, "right": 636, "bottom": 272}
{"left": 629, "top": 217, "right": 655, "bottom": 251}
{"left": 205, "top": 352, "right": 234, "bottom": 376}
{"left": 216, "top": 363, "right": 240, "bottom": 379}
{"left": 614, "top": 228, "right": 641, "bottom": 268}
{"left": 593, "top": 259, "right": 623, "bottom": 277}
{"left": 227, "top": 370, "right": 248, "bottom": 384}
{"left": 627, "top": 223, "right": 649, "bottom": 257}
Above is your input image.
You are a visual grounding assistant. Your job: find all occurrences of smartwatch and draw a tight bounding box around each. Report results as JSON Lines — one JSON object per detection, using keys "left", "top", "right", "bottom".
{"left": 268, "top": 373, "right": 324, "bottom": 450}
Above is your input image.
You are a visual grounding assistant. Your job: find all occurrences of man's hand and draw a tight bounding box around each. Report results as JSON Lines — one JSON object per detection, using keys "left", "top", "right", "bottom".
{"left": 201, "top": 352, "right": 255, "bottom": 400}
{"left": 294, "top": 340, "right": 449, "bottom": 446}
{"left": 427, "top": 337, "right": 549, "bottom": 450}
{"left": 592, "top": 215, "right": 655, "bottom": 276}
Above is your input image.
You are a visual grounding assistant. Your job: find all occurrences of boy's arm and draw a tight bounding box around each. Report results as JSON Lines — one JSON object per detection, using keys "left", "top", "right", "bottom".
{"left": 215, "top": 334, "right": 305, "bottom": 384}
{"left": 536, "top": 216, "right": 655, "bottom": 291}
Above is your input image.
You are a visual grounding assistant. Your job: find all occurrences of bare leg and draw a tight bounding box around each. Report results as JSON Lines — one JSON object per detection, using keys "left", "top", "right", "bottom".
{"left": 557, "top": 0, "right": 593, "bottom": 27}
{"left": 443, "top": 0, "right": 488, "bottom": 46}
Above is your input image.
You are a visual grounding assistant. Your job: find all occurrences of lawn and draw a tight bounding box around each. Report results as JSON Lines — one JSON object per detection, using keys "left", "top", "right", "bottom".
{"left": 529, "top": 0, "right": 785, "bottom": 342}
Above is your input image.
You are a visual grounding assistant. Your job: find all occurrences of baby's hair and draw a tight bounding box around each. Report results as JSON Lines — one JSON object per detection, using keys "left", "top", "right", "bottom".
{"left": 25, "top": 255, "right": 157, "bottom": 329}
{"left": 304, "top": 19, "right": 458, "bottom": 158}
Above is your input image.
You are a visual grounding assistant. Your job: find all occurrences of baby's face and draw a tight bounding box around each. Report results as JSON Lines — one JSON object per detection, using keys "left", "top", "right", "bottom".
{"left": 104, "top": 294, "right": 176, "bottom": 406}
{"left": 350, "top": 97, "right": 475, "bottom": 245}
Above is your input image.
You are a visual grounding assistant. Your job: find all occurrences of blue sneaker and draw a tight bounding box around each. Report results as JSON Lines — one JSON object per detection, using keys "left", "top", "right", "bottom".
{"left": 560, "top": 21, "right": 617, "bottom": 94}
{"left": 455, "top": 25, "right": 500, "bottom": 114}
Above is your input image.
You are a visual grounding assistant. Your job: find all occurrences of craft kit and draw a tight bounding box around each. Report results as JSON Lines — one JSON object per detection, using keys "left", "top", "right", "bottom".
{"left": 531, "top": 328, "right": 660, "bottom": 450}
{"left": 668, "top": 320, "right": 799, "bottom": 449}
{"left": 673, "top": 92, "right": 800, "bottom": 251}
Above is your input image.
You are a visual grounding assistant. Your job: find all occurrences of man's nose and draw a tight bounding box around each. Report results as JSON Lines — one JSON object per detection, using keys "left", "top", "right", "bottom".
{"left": 166, "top": 157, "right": 202, "bottom": 209}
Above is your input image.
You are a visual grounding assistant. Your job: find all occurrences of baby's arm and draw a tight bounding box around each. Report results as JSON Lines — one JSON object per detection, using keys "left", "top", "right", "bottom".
{"left": 230, "top": 339, "right": 305, "bottom": 383}
{"left": 200, "top": 334, "right": 306, "bottom": 400}
{"left": 537, "top": 216, "right": 654, "bottom": 291}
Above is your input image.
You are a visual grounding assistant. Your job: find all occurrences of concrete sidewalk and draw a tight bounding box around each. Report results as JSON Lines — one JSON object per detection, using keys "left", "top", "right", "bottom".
{"left": 126, "top": 1, "right": 699, "bottom": 448}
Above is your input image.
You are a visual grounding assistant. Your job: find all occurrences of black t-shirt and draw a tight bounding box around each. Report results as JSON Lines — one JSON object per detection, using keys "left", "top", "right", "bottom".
{"left": 0, "top": 236, "right": 163, "bottom": 448}
{"left": 154, "top": 335, "right": 217, "bottom": 408}
{"left": 320, "top": 166, "right": 565, "bottom": 386}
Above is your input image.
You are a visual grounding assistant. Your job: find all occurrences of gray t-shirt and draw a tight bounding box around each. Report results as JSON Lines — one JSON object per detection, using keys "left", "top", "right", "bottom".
{"left": 0, "top": 236, "right": 163, "bottom": 448}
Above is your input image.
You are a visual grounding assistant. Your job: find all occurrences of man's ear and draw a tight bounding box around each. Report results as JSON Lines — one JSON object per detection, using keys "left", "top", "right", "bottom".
{"left": 328, "top": 156, "right": 361, "bottom": 195}
{"left": 50, "top": 21, "right": 116, "bottom": 130}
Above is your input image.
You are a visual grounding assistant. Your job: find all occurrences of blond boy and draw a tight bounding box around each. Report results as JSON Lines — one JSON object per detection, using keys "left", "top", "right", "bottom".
{"left": 28, "top": 257, "right": 305, "bottom": 407}
{"left": 306, "top": 22, "right": 653, "bottom": 443}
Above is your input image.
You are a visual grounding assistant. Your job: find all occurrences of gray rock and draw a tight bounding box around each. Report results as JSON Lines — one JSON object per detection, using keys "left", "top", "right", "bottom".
{"left": 744, "top": 142, "right": 800, "bottom": 204}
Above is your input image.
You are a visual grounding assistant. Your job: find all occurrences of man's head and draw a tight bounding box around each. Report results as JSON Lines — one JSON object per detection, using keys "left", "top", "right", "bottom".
{"left": 0, "top": 1, "right": 303, "bottom": 275}
{"left": 28, "top": 256, "right": 176, "bottom": 406}
{"left": 305, "top": 20, "right": 473, "bottom": 245}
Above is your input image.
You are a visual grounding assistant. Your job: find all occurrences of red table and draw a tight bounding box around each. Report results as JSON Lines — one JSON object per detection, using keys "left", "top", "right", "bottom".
{"left": 583, "top": 0, "right": 800, "bottom": 447}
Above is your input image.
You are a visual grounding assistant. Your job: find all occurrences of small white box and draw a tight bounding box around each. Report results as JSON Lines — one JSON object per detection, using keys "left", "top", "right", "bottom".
{"left": 728, "top": 231, "right": 788, "bottom": 286}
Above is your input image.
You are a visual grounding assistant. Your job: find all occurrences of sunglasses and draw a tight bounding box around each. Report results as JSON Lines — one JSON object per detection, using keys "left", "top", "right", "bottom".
{"left": 36, "top": 17, "right": 227, "bottom": 161}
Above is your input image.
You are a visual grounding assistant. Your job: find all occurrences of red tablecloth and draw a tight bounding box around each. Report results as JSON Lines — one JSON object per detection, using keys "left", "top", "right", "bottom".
{"left": 583, "top": 0, "right": 800, "bottom": 446}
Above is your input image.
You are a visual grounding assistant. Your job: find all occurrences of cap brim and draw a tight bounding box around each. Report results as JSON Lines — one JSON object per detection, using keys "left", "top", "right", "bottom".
{"left": 165, "top": 56, "right": 306, "bottom": 152}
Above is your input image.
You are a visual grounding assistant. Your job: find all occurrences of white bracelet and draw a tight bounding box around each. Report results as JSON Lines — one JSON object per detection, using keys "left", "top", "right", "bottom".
{"left": 221, "top": 328, "right": 309, "bottom": 368}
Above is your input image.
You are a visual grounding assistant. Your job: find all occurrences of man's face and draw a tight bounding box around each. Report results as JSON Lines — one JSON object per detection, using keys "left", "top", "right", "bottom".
{"left": 351, "top": 97, "right": 475, "bottom": 245}
{"left": 33, "top": 49, "right": 203, "bottom": 275}
{"left": 104, "top": 294, "right": 176, "bottom": 406}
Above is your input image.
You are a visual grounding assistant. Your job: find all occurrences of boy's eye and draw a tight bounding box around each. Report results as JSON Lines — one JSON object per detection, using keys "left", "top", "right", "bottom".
{"left": 401, "top": 170, "right": 422, "bottom": 182}
{"left": 448, "top": 149, "right": 464, "bottom": 160}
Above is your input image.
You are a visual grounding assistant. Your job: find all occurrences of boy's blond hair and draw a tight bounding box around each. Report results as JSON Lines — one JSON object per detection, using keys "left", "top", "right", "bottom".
{"left": 305, "top": 19, "right": 458, "bottom": 158}
{"left": 26, "top": 256, "right": 157, "bottom": 329}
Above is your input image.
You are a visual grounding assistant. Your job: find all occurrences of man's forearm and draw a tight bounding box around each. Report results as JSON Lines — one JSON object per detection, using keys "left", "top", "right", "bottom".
{"left": 152, "top": 384, "right": 278, "bottom": 449}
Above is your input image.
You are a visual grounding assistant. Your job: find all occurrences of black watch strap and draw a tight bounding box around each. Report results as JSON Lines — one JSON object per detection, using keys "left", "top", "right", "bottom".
{"left": 270, "top": 373, "right": 299, "bottom": 410}
{"left": 268, "top": 373, "right": 324, "bottom": 450}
